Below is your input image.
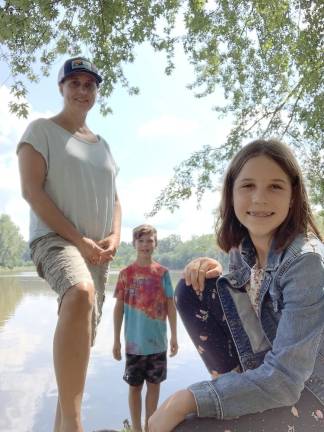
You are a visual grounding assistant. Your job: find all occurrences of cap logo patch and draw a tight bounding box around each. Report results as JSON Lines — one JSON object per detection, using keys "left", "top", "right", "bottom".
{"left": 71, "top": 59, "right": 93, "bottom": 71}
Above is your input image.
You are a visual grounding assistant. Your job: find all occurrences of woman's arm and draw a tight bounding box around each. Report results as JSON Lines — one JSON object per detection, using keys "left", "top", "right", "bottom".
{"left": 98, "top": 192, "right": 122, "bottom": 262}
{"left": 18, "top": 143, "right": 105, "bottom": 263}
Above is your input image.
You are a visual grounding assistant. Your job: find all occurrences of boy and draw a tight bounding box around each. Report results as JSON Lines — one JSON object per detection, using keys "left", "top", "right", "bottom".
{"left": 113, "top": 224, "right": 178, "bottom": 432}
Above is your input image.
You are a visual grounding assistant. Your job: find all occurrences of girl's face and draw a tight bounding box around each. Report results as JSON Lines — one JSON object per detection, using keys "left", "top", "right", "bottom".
{"left": 233, "top": 155, "right": 292, "bottom": 249}
{"left": 60, "top": 72, "right": 97, "bottom": 113}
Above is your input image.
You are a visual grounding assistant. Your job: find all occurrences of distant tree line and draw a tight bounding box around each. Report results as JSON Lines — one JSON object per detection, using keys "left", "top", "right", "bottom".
{"left": 0, "top": 212, "right": 229, "bottom": 270}
{"left": 114, "top": 233, "right": 229, "bottom": 270}
{"left": 115, "top": 212, "right": 324, "bottom": 270}
{"left": 0, "top": 214, "right": 30, "bottom": 268}
{"left": 1, "top": 210, "right": 322, "bottom": 271}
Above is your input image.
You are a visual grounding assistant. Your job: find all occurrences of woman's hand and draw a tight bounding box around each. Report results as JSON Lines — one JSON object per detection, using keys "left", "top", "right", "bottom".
{"left": 97, "top": 233, "right": 120, "bottom": 263}
{"left": 184, "top": 257, "right": 223, "bottom": 294}
{"left": 148, "top": 389, "right": 197, "bottom": 432}
{"left": 76, "top": 237, "right": 106, "bottom": 265}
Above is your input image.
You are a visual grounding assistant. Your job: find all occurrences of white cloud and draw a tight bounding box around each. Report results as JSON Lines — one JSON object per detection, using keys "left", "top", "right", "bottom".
{"left": 137, "top": 115, "right": 199, "bottom": 138}
{"left": 118, "top": 175, "right": 219, "bottom": 242}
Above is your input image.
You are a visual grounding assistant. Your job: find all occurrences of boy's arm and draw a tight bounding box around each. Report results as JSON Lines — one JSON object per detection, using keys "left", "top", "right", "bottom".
{"left": 167, "top": 297, "right": 178, "bottom": 357}
{"left": 113, "top": 299, "right": 124, "bottom": 360}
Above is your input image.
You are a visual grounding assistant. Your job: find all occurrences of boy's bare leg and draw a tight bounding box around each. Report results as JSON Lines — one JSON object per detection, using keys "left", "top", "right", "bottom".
{"left": 53, "top": 282, "right": 94, "bottom": 432}
{"left": 53, "top": 400, "right": 61, "bottom": 432}
{"left": 129, "top": 383, "right": 143, "bottom": 432}
{"left": 144, "top": 382, "right": 160, "bottom": 432}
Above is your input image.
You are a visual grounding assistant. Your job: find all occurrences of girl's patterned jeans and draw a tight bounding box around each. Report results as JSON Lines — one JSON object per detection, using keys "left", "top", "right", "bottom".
{"left": 174, "top": 277, "right": 324, "bottom": 431}
{"left": 175, "top": 277, "right": 240, "bottom": 377}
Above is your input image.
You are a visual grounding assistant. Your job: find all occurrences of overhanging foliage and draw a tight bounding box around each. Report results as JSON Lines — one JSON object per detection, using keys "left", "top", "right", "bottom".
{"left": 1, "top": 0, "right": 323, "bottom": 207}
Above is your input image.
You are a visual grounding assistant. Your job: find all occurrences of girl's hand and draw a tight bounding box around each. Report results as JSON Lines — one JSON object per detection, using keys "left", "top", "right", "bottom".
{"left": 184, "top": 257, "right": 223, "bottom": 294}
{"left": 148, "top": 390, "right": 197, "bottom": 432}
{"left": 76, "top": 237, "right": 105, "bottom": 265}
{"left": 97, "top": 233, "right": 120, "bottom": 263}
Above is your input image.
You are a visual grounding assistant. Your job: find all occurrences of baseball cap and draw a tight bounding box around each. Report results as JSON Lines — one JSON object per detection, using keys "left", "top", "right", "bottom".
{"left": 58, "top": 57, "right": 102, "bottom": 85}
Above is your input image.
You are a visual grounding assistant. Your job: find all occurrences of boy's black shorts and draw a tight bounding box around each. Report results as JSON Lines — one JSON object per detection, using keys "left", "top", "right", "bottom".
{"left": 123, "top": 351, "right": 167, "bottom": 386}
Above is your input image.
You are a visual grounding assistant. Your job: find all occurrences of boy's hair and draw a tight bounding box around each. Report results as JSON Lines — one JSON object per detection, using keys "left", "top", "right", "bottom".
{"left": 217, "top": 139, "right": 322, "bottom": 252}
{"left": 132, "top": 224, "right": 158, "bottom": 246}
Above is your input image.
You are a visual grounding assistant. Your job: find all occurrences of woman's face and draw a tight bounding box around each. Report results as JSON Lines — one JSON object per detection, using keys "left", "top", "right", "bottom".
{"left": 233, "top": 155, "right": 292, "bottom": 249}
{"left": 60, "top": 72, "right": 98, "bottom": 113}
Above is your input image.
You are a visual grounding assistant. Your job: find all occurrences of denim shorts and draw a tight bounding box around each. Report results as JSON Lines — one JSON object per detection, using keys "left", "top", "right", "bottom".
{"left": 30, "top": 233, "right": 109, "bottom": 343}
{"left": 123, "top": 352, "right": 167, "bottom": 386}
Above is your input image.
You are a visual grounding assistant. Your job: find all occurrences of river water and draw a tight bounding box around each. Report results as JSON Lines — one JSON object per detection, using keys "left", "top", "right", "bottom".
{"left": 0, "top": 270, "right": 209, "bottom": 432}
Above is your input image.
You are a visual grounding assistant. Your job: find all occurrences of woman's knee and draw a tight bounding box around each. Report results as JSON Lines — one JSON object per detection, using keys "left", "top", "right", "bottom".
{"left": 61, "top": 281, "right": 95, "bottom": 313}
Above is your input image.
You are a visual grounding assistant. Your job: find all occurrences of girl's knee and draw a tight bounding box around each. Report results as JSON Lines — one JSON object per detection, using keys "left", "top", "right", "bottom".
{"left": 174, "top": 278, "right": 195, "bottom": 311}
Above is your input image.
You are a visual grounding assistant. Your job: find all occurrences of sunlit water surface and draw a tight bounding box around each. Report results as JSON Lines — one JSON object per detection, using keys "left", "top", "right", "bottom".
{"left": 0, "top": 271, "right": 209, "bottom": 432}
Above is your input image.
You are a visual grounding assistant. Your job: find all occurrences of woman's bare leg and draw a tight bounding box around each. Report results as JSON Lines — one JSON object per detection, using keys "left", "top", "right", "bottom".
{"left": 53, "top": 281, "right": 94, "bottom": 432}
{"left": 53, "top": 400, "right": 61, "bottom": 432}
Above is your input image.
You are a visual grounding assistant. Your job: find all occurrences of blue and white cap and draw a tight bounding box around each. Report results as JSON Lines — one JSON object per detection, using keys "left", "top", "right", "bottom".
{"left": 58, "top": 57, "right": 102, "bottom": 85}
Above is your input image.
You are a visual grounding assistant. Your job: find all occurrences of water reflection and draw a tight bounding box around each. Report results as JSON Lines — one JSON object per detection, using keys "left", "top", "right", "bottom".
{"left": 0, "top": 271, "right": 209, "bottom": 432}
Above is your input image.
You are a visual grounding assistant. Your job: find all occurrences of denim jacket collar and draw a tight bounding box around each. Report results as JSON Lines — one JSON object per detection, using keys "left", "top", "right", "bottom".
{"left": 228, "top": 235, "right": 295, "bottom": 272}
{"left": 224, "top": 236, "right": 288, "bottom": 289}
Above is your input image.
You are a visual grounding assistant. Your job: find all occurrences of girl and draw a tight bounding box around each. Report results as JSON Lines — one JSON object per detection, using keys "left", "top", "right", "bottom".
{"left": 17, "top": 57, "right": 121, "bottom": 432}
{"left": 148, "top": 139, "right": 324, "bottom": 432}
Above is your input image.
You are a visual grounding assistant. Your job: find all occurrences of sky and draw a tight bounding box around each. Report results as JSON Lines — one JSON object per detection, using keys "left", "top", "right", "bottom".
{"left": 0, "top": 43, "right": 232, "bottom": 243}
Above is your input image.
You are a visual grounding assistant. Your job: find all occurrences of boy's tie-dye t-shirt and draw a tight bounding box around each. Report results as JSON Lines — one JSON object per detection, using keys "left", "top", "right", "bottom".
{"left": 114, "top": 262, "right": 173, "bottom": 355}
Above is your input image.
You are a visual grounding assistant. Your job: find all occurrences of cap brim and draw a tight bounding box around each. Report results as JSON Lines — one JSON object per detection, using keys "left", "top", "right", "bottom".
{"left": 59, "top": 70, "right": 102, "bottom": 85}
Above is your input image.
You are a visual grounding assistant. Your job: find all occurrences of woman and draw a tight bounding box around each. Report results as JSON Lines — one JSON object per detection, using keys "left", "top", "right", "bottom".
{"left": 17, "top": 57, "right": 121, "bottom": 432}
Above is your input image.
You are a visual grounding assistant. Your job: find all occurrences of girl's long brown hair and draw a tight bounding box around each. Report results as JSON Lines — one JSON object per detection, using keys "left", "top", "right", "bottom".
{"left": 217, "top": 139, "right": 322, "bottom": 252}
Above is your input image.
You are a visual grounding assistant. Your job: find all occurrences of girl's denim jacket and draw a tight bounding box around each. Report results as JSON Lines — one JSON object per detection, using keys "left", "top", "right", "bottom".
{"left": 189, "top": 234, "right": 324, "bottom": 419}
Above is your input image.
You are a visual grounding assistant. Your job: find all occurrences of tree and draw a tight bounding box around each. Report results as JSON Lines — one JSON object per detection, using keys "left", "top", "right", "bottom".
{"left": 113, "top": 240, "right": 136, "bottom": 268}
{"left": 113, "top": 233, "right": 229, "bottom": 270}
{"left": 0, "top": 0, "right": 180, "bottom": 116}
{"left": 0, "top": 214, "right": 27, "bottom": 268}
{"left": 156, "top": 234, "right": 182, "bottom": 253}
{"left": 146, "top": 0, "right": 324, "bottom": 213}
{"left": 314, "top": 211, "right": 324, "bottom": 237}
{"left": 1, "top": 1, "right": 323, "bottom": 205}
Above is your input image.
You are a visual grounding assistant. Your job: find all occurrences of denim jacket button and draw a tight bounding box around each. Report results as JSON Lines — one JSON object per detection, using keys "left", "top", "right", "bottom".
{"left": 246, "top": 359, "right": 254, "bottom": 369}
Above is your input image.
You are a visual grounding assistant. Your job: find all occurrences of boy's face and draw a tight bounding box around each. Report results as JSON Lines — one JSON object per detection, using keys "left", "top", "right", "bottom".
{"left": 134, "top": 233, "right": 156, "bottom": 258}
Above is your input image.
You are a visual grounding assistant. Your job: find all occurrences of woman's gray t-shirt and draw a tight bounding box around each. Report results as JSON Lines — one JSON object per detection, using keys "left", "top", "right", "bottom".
{"left": 18, "top": 118, "right": 118, "bottom": 244}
